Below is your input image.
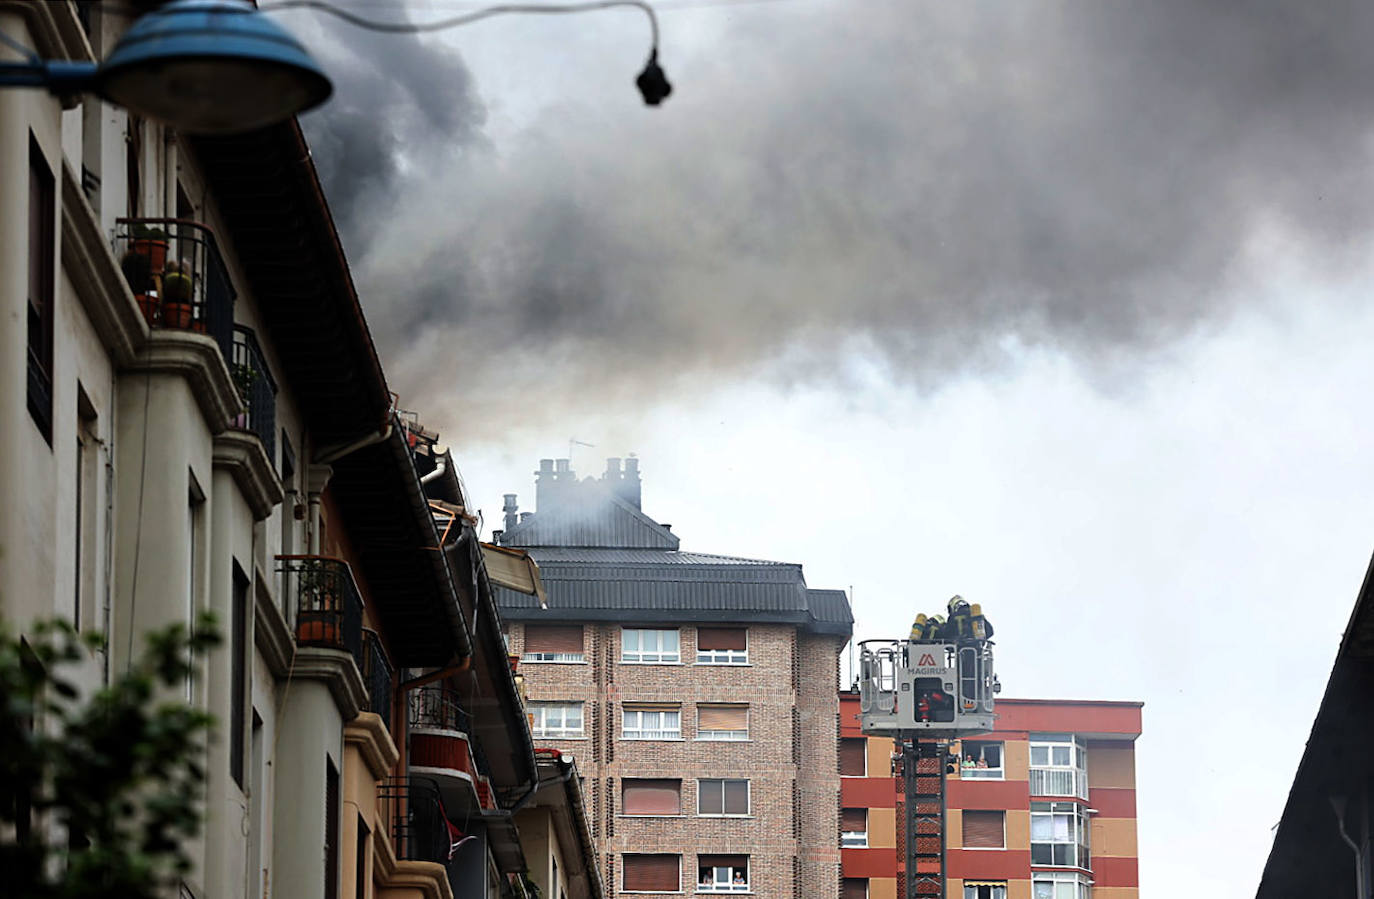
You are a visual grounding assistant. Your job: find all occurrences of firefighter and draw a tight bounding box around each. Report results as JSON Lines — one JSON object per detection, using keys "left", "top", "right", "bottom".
{"left": 910, "top": 613, "right": 928, "bottom": 642}
{"left": 947, "top": 595, "right": 973, "bottom": 640}
{"left": 923, "top": 614, "right": 946, "bottom": 641}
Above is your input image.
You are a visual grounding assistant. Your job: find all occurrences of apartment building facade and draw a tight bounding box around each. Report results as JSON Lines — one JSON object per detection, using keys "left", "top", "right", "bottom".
{"left": 0, "top": 4, "right": 600, "bottom": 898}
{"left": 494, "top": 458, "right": 854, "bottom": 899}
{"left": 839, "top": 694, "right": 1142, "bottom": 899}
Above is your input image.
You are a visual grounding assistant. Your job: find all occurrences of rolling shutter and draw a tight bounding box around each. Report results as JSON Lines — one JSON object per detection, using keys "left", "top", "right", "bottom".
{"left": 698, "top": 705, "right": 748, "bottom": 731}
{"left": 842, "top": 879, "right": 869, "bottom": 899}
{"left": 623, "top": 779, "right": 681, "bottom": 815}
{"left": 623, "top": 854, "right": 679, "bottom": 891}
{"left": 962, "top": 810, "right": 1005, "bottom": 849}
{"left": 839, "top": 738, "right": 867, "bottom": 776}
{"left": 841, "top": 808, "right": 867, "bottom": 832}
{"left": 697, "top": 627, "right": 746, "bottom": 650}
{"left": 525, "top": 625, "right": 583, "bottom": 654}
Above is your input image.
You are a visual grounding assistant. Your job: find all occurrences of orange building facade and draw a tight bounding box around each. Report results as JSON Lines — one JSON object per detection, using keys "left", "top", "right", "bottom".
{"left": 838, "top": 694, "right": 1142, "bottom": 899}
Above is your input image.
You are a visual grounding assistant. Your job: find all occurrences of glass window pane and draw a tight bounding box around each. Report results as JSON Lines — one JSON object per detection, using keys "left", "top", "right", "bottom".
{"left": 1052, "top": 747, "right": 1071, "bottom": 766}
{"left": 1031, "top": 746, "right": 1048, "bottom": 766}
{"left": 1031, "top": 844, "right": 1052, "bottom": 865}
{"left": 1033, "top": 884, "right": 1054, "bottom": 899}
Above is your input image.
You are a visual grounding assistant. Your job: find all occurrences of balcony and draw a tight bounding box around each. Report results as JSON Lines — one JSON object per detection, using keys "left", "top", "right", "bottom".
{"left": 1029, "top": 767, "right": 1089, "bottom": 800}
{"left": 408, "top": 686, "right": 498, "bottom": 814}
{"left": 380, "top": 776, "right": 454, "bottom": 865}
{"left": 361, "top": 628, "right": 394, "bottom": 725}
{"left": 276, "top": 555, "right": 363, "bottom": 668}
{"left": 115, "top": 218, "right": 235, "bottom": 357}
{"left": 230, "top": 326, "right": 277, "bottom": 458}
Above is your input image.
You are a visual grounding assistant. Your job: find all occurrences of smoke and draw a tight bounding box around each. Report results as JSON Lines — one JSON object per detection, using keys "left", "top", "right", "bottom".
{"left": 300, "top": 0, "right": 1374, "bottom": 436}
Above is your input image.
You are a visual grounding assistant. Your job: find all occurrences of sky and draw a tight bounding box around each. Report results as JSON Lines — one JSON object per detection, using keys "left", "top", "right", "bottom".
{"left": 280, "top": 0, "right": 1374, "bottom": 892}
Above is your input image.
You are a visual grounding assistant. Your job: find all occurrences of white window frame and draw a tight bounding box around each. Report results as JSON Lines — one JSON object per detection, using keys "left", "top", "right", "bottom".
{"left": 1031, "top": 871, "right": 1090, "bottom": 899}
{"left": 841, "top": 809, "right": 868, "bottom": 848}
{"left": 696, "top": 778, "right": 750, "bottom": 817}
{"left": 524, "top": 650, "right": 585, "bottom": 663}
{"left": 1030, "top": 801, "right": 1089, "bottom": 869}
{"left": 622, "top": 707, "right": 681, "bottom": 740}
{"left": 696, "top": 628, "right": 748, "bottom": 665}
{"left": 960, "top": 741, "right": 1005, "bottom": 780}
{"left": 697, "top": 858, "right": 749, "bottom": 893}
{"left": 621, "top": 628, "right": 681, "bottom": 664}
{"left": 529, "top": 702, "right": 585, "bottom": 738}
{"left": 963, "top": 885, "right": 1008, "bottom": 899}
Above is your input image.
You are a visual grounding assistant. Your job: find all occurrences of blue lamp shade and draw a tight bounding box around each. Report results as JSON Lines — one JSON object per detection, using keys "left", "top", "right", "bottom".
{"left": 99, "top": 0, "right": 332, "bottom": 134}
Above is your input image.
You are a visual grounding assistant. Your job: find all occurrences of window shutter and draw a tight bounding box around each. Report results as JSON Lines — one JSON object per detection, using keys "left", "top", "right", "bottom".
{"left": 699, "top": 854, "right": 747, "bottom": 869}
{"left": 723, "top": 780, "right": 749, "bottom": 815}
{"left": 698, "top": 704, "right": 748, "bottom": 731}
{"left": 623, "top": 779, "right": 681, "bottom": 815}
{"left": 525, "top": 625, "right": 583, "bottom": 653}
{"left": 623, "top": 854, "right": 679, "bottom": 891}
{"left": 842, "top": 879, "right": 869, "bottom": 899}
{"left": 697, "top": 627, "right": 746, "bottom": 650}
{"left": 841, "top": 808, "right": 867, "bottom": 832}
{"left": 962, "top": 810, "right": 1005, "bottom": 849}
{"left": 839, "top": 738, "right": 867, "bottom": 776}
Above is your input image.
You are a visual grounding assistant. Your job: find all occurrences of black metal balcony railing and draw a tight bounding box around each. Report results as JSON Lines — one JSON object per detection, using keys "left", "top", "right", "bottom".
{"left": 276, "top": 556, "right": 363, "bottom": 668}
{"left": 230, "top": 326, "right": 277, "bottom": 458}
{"left": 115, "top": 218, "right": 236, "bottom": 358}
{"left": 361, "top": 629, "right": 394, "bottom": 724}
{"left": 380, "top": 777, "right": 452, "bottom": 865}
{"left": 408, "top": 685, "right": 472, "bottom": 735}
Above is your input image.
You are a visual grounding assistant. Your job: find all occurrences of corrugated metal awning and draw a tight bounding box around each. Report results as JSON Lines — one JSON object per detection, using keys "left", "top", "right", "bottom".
{"left": 481, "top": 543, "right": 547, "bottom": 607}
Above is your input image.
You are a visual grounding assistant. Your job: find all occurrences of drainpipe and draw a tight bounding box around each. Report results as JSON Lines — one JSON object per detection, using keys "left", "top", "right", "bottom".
{"left": 1331, "top": 796, "right": 1367, "bottom": 899}
{"left": 314, "top": 422, "right": 393, "bottom": 465}
{"left": 419, "top": 458, "right": 446, "bottom": 485}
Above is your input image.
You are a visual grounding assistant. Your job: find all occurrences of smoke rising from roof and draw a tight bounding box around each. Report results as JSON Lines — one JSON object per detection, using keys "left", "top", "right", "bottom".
{"left": 301, "top": 0, "right": 1374, "bottom": 437}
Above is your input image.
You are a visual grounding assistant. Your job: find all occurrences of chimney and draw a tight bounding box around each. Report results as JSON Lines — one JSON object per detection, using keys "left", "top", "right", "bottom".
{"left": 618, "top": 456, "right": 642, "bottom": 509}
{"left": 535, "top": 458, "right": 555, "bottom": 510}
{"left": 503, "top": 494, "right": 519, "bottom": 533}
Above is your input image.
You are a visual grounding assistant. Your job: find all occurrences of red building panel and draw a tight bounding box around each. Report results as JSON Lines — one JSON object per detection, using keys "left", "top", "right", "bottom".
{"left": 842, "top": 777, "right": 899, "bottom": 809}
{"left": 993, "top": 700, "right": 1142, "bottom": 736}
{"left": 1090, "top": 855, "right": 1139, "bottom": 887}
{"left": 1088, "top": 787, "right": 1136, "bottom": 819}
{"left": 946, "top": 849, "right": 1032, "bottom": 880}
{"left": 842, "top": 847, "right": 898, "bottom": 878}
{"left": 947, "top": 778, "right": 1029, "bottom": 808}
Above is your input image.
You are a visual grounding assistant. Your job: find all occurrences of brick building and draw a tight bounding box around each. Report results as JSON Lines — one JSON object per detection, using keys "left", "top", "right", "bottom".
{"left": 493, "top": 458, "right": 853, "bottom": 898}
{"left": 838, "top": 693, "right": 1142, "bottom": 899}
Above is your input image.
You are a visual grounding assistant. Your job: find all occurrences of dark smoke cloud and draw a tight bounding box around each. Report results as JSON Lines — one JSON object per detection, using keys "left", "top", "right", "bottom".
{"left": 302, "top": 0, "right": 1374, "bottom": 436}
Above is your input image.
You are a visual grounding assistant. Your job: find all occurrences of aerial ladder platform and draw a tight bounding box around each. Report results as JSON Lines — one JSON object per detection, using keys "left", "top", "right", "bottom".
{"left": 857, "top": 600, "right": 999, "bottom": 899}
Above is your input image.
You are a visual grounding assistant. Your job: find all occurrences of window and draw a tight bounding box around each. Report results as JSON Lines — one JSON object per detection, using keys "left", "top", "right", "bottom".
{"left": 697, "top": 855, "right": 748, "bottom": 892}
{"left": 530, "top": 702, "right": 585, "bottom": 738}
{"left": 697, "top": 704, "right": 748, "bottom": 741}
{"left": 524, "top": 624, "right": 585, "bottom": 662}
{"left": 961, "top": 810, "right": 1005, "bottom": 849}
{"left": 841, "top": 808, "right": 867, "bottom": 847}
{"left": 74, "top": 389, "right": 98, "bottom": 629}
{"left": 1030, "top": 733, "right": 1087, "bottom": 798}
{"left": 622, "top": 854, "right": 680, "bottom": 893}
{"left": 697, "top": 627, "right": 747, "bottom": 664}
{"left": 842, "top": 880, "right": 869, "bottom": 899}
{"left": 960, "top": 741, "right": 1004, "bottom": 780}
{"left": 697, "top": 779, "right": 749, "bottom": 816}
{"left": 623, "top": 779, "right": 682, "bottom": 816}
{"left": 355, "top": 814, "right": 369, "bottom": 899}
{"left": 622, "top": 628, "right": 680, "bottom": 663}
{"left": 964, "top": 883, "right": 1007, "bottom": 899}
{"left": 230, "top": 565, "right": 249, "bottom": 788}
{"left": 325, "top": 759, "right": 339, "bottom": 899}
{"left": 839, "top": 738, "right": 867, "bottom": 776}
{"left": 1032, "top": 872, "right": 1091, "bottom": 899}
{"left": 623, "top": 705, "right": 681, "bottom": 740}
{"left": 27, "top": 135, "right": 54, "bottom": 444}
{"left": 1030, "top": 801, "right": 1089, "bottom": 869}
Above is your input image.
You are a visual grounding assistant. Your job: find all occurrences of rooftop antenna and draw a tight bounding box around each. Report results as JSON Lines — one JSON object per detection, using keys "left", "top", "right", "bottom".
{"left": 569, "top": 438, "right": 595, "bottom": 470}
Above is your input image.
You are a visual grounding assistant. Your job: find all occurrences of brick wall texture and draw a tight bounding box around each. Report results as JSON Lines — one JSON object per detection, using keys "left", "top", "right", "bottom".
{"left": 512, "top": 621, "right": 845, "bottom": 899}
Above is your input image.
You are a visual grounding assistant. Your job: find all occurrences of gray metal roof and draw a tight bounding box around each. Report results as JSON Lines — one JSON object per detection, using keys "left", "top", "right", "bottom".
{"left": 498, "top": 489, "right": 679, "bottom": 550}
{"left": 519, "top": 547, "right": 788, "bottom": 566}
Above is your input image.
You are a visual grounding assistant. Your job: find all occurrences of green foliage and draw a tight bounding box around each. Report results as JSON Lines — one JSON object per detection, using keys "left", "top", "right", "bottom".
{"left": 0, "top": 616, "right": 220, "bottom": 899}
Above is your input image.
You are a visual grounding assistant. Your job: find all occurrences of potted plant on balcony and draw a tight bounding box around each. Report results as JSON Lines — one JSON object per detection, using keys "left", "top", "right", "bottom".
{"left": 119, "top": 244, "right": 158, "bottom": 325}
{"left": 294, "top": 559, "right": 341, "bottom": 645}
{"left": 130, "top": 223, "right": 169, "bottom": 271}
{"left": 160, "top": 258, "right": 195, "bottom": 329}
{"left": 230, "top": 362, "right": 257, "bottom": 428}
